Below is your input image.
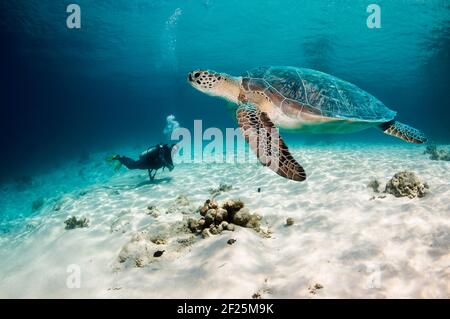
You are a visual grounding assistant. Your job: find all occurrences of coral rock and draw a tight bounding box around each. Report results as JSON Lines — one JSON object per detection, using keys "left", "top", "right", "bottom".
{"left": 232, "top": 208, "right": 251, "bottom": 226}
{"left": 187, "top": 218, "right": 199, "bottom": 232}
{"left": 232, "top": 208, "right": 260, "bottom": 229}
{"left": 222, "top": 199, "right": 244, "bottom": 215}
{"left": 216, "top": 208, "right": 228, "bottom": 220}
{"left": 286, "top": 217, "right": 294, "bottom": 226}
{"left": 206, "top": 209, "right": 217, "bottom": 217}
{"left": 206, "top": 199, "right": 218, "bottom": 209}
{"left": 199, "top": 205, "right": 208, "bottom": 216}
{"left": 226, "top": 223, "right": 235, "bottom": 231}
{"left": 201, "top": 228, "right": 211, "bottom": 238}
{"left": 214, "top": 214, "right": 223, "bottom": 224}
{"left": 367, "top": 179, "right": 381, "bottom": 193}
{"left": 209, "top": 225, "right": 220, "bottom": 235}
{"left": 188, "top": 198, "right": 262, "bottom": 238}
{"left": 204, "top": 213, "right": 215, "bottom": 226}
{"left": 385, "top": 171, "right": 429, "bottom": 199}
{"left": 220, "top": 221, "right": 229, "bottom": 230}
{"left": 64, "top": 216, "right": 89, "bottom": 230}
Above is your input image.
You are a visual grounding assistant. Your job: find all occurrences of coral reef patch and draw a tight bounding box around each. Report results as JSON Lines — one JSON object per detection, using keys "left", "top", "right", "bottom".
{"left": 187, "top": 199, "right": 265, "bottom": 238}
{"left": 424, "top": 144, "right": 450, "bottom": 161}
{"left": 385, "top": 171, "right": 429, "bottom": 199}
{"left": 367, "top": 179, "right": 381, "bottom": 193}
{"left": 116, "top": 196, "right": 268, "bottom": 270}
{"left": 64, "top": 216, "right": 89, "bottom": 230}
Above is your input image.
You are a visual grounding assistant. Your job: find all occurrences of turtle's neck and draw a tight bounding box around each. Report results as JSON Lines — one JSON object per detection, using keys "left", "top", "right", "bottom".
{"left": 219, "top": 76, "right": 242, "bottom": 104}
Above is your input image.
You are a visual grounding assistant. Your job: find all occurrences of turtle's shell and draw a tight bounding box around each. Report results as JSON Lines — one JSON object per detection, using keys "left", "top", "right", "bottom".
{"left": 242, "top": 66, "right": 396, "bottom": 122}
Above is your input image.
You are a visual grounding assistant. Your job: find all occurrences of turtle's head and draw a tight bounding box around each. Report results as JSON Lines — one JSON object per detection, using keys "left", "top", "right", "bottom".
{"left": 188, "top": 69, "right": 241, "bottom": 104}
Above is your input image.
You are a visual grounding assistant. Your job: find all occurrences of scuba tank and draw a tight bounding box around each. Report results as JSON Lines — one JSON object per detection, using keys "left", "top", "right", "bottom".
{"left": 139, "top": 145, "right": 161, "bottom": 159}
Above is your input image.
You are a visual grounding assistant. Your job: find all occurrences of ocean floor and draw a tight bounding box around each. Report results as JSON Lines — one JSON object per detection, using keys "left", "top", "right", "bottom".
{"left": 0, "top": 143, "right": 449, "bottom": 298}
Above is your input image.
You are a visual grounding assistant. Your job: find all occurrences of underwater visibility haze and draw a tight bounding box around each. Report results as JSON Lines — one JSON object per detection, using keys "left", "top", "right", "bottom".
{"left": 0, "top": 0, "right": 449, "bottom": 298}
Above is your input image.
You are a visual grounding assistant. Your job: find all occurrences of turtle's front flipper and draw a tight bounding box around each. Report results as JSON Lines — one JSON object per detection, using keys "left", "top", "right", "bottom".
{"left": 236, "top": 104, "right": 306, "bottom": 182}
{"left": 379, "top": 120, "right": 427, "bottom": 144}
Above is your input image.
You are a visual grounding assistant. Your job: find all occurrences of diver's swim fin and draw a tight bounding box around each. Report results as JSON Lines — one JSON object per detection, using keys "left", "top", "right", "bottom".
{"left": 105, "top": 154, "right": 123, "bottom": 171}
{"left": 379, "top": 120, "right": 427, "bottom": 144}
{"left": 114, "top": 161, "right": 122, "bottom": 172}
{"left": 105, "top": 154, "right": 120, "bottom": 162}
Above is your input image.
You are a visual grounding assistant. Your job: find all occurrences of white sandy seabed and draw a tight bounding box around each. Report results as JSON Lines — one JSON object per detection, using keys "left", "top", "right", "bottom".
{"left": 0, "top": 143, "right": 448, "bottom": 298}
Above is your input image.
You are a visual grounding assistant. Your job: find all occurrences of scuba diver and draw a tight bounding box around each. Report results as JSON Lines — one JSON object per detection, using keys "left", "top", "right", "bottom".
{"left": 108, "top": 143, "right": 177, "bottom": 181}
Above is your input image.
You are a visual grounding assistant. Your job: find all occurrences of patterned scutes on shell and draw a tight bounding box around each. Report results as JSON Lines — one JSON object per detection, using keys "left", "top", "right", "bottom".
{"left": 242, "top": 66, "right": 396, "bottom": 122}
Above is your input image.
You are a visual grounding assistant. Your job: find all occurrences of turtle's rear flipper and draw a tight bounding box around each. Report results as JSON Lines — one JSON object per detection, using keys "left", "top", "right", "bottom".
{"left": 236, "top": 104, "right": 306, "bottom": 182}
{"left": 379, "top": 120, "right": 427, "bottom": 144}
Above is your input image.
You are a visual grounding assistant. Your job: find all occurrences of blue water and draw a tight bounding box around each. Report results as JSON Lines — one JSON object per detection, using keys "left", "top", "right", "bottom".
{"left": 0, "top": 1, "right": 449, "bottom": 181}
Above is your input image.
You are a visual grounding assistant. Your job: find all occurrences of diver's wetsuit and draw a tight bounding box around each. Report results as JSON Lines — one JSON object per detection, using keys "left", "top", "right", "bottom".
{"left": 115, "top": 144, "right": 175, "bottom": 180}
{"left": 116, "top": 156, "right": 147, "bottom": 170}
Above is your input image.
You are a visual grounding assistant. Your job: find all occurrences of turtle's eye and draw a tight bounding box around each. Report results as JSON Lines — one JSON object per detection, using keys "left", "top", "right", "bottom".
{"left": 194, "top": 72, "right": 200, "bottom": 78}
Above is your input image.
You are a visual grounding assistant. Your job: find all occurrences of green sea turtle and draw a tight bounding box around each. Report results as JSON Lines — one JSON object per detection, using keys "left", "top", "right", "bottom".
{"left": 187, "top": 66, "right": 427, "bottom": 182}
